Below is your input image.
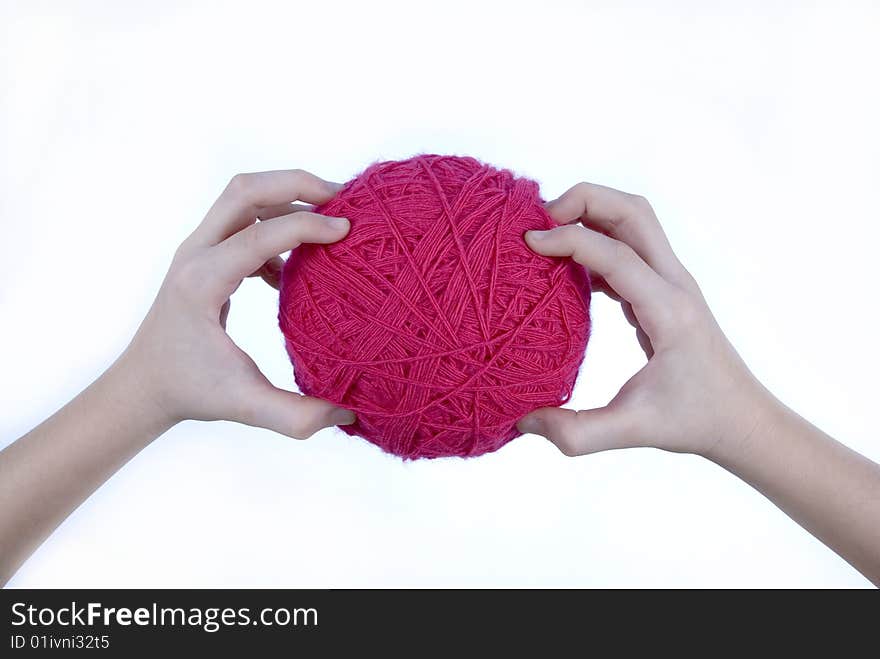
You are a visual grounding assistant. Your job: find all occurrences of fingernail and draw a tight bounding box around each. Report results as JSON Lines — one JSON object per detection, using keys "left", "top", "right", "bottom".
{"left": 330, "top": 407, "right": 356, "bottom": 426}
{"left": 517, "top": 415, "right": 545, "bottom": 436}
{"left": 526, "top": 229, "right": 550, "bottom": 241}
{"left": 326, "top": 216, "right": 350, "bottom": 231}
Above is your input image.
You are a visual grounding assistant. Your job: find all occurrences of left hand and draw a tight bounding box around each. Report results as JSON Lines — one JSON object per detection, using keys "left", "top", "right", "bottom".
{"left": 122, "top": 169, "right": 357, "bottom": 438}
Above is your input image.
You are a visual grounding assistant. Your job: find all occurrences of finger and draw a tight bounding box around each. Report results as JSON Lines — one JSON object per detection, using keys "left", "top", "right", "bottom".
{"left": 236, "top": 385, "right": 356, "bottom": 439}
{"left": 245, "top": 255, "right": 284, "bottom": 278}
{"left": 545, "top": 182, "right": 690, "bottom": 287}
{"left": 620, "top": 302, "right": 654, "bottom": 357}
{"left": 517, "top": 406, "right": 637, "bottom": 455}
{"left": 621, "top": 301, "right": 638, "bottom": 329}
{"left": 614, "top": 301, "right": 653, "bottom": 357}
{"left": 526, "top": 224, "right": 674, "bottom": 334}
{"left": 245, "top": 257, "right": 284, "bottom": 290}
{"left": 590, "top": 275, "right": 622, "bottom": 301}
{"left": 257, "top": 202, "right": 316, "bottom": 221}
{"left": 260, "top": 256, "right": 284, "bottom": 290}
{"left": 261, "top": 270, "right": 282, "bottom": 291}
{"left": 213, "top": 212, "right": 349, "bottom": 285}
{"left": 636, "top": 327, "right": 654, "bottom": 358}
{"left": 194, "top": 170, "right": 342, "bottom": 245}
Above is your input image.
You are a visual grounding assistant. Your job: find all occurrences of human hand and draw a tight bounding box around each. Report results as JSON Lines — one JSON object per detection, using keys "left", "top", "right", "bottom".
{"left": 517, "top": 183, "right": 774, "bottom": 459}
{"left": 122, "top": 170, "right": 357, "bottom": 438}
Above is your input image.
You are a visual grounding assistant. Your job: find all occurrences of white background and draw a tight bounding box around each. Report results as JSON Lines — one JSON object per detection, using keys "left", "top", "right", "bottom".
{"left": 2, "top": 0, "right": 878, "bottom": 588}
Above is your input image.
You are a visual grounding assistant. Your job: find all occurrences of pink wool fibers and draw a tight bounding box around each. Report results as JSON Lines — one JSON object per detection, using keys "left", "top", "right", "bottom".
{"left": 278, "top": 155, "right": 591, "bottom": 459}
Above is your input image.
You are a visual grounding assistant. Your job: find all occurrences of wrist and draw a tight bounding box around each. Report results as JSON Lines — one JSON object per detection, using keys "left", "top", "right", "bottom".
{"left": 102, "top": 351, "right": 179, "bottom": 443}
{"left": 699, "top": 383, "right": 785, "bottom": 469}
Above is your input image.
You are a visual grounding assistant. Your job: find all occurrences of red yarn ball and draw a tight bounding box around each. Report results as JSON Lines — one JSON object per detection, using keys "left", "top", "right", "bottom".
{"left": 279, "top": 155, "right": 590, "bottom": 459}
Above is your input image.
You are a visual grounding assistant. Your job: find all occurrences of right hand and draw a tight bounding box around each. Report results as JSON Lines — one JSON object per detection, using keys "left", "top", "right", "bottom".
{"left": 517, "top": 182, "right": 775, "bottom": 460}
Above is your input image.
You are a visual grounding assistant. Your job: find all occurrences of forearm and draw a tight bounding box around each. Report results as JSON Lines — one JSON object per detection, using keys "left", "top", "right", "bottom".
{"left": 0, "top": 169, "right": 351, "bottom": 587}
{"left": 0, "top": 355, "right": 174, "bottom": 585}
{"left": 710, "top": 399, "right": 880, "bottom": 585}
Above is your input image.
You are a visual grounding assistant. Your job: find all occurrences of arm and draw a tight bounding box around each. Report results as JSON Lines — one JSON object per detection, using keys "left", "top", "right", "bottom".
{"left": 712, "top": 402, "right": 880, "bottom": 585}
{"left": 0, "top": 170, "right": 356, "bottom": 586}
{"left": 517, "top": 183, "right": 880, "bottom": 586}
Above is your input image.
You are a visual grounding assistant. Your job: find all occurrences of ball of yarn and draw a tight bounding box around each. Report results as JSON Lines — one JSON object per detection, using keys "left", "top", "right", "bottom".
{"left": 279, "top": 155, "right": 590, "bottom": 459}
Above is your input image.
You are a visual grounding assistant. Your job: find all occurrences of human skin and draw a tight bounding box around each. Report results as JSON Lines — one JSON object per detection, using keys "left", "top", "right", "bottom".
{"left": 0, "top": 170, "right": 356, "bottom": 585}
{"left": 1, "top": 173, "right": 878, "bottom": 587}
{"left": 518, "top": 182, "right": 880, "bottom": 586}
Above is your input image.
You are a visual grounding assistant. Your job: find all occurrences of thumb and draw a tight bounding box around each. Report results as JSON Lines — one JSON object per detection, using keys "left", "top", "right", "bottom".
{"left": 237, "top": 385, "right": 356, "bottom": 439}
{"left": 517, "top": 406, "right": 635, "bottom": 456}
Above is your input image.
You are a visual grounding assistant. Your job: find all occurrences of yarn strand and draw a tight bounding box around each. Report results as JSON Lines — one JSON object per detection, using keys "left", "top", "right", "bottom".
{"left": 279, "top": 155, "right": 591, "bottom": 459}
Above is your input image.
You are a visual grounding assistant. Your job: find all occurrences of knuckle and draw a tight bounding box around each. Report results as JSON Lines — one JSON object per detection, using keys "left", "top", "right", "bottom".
{"left": 288, "top": 415, "right": 321, "bottom": 440}
{"left": 227, "top": 172, "right": 255, "bottom": 199}
{"left": 167, "top": 254, "right": 207, "bottom": 297}
{"left": 284, "top": 168, "right": 308, "bottom": 192}
{"left": 554, "top": 415, "right": 587, "bottom": 457}
{"left": 627, "top": 193, "right": 653, "bottom": 214}
{"left": 172, "top": 238, "right": 194, "bottom": 263}
{"left": 557, "top": 223, "right": 582, "bottom": 240}
{"left": 554, "top": 435, "right": 580, "bottom": 457}
{"left": 573, "top": 181, "right": 592, "bottom": 196}
{"left": 287, "top": 403, "right": 323, "bottom": 440}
